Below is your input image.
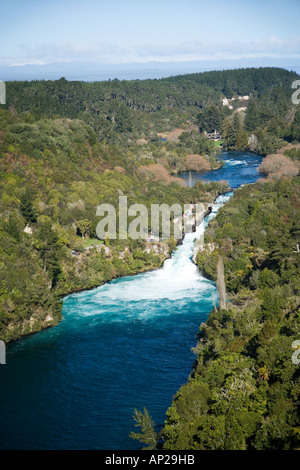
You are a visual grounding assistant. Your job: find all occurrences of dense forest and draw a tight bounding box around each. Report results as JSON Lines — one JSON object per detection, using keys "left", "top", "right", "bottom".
{"left": 158, "top": 177, "right": 300, "bottom": 450}
{"left": 5, "top": 67, "right": 300, "bottom": 151}
{"left": 131, "top": 175, "right": 300, "bottom": 451}
{"left": 1, "top": 67, "right": 300, "bottom": 449}
{"left": 0, "top": 106, "right": 228, "bottom": 342}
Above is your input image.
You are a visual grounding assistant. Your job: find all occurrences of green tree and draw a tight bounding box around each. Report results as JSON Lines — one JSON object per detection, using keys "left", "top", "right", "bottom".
{"left": 197, "top": 104, "right": 224, "bottom": 133}
{"left": 36, "top": 221, "right": 61, "bottom": 287}
{"left": 235, "top": 129, "right": 249, "bottom": 151}
{"left": 77, "top": 219, "right": 91, "bottom": 239}
{"left": 20, "top": 188, "right": 36, "bottom": 224}
{"left": 226, "top": 114, "right": 242, "bottom": 150}
{"left": 245, "top": 101, "right": 260, "bottom": 132}
{"left": 129, "top": 407, "right": 158, "bottom": 450}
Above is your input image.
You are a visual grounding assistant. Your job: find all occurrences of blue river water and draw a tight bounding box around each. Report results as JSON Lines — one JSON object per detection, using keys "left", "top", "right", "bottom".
{"left": 0, "top": 151, "right": 263, "bottom": 450}
{"left": 179, "top": 150, "right": 264, "bottom": 188}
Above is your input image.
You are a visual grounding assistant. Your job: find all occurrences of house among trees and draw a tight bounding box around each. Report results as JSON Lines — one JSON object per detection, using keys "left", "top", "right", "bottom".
{"left": 204, "top": 129, "right": 222, "bottom": 140}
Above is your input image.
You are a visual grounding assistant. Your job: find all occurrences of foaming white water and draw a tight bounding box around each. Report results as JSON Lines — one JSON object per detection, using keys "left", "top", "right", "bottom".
{"left": 93, "top": 223, "right": 209, "bottom": 302}
{"left": 88, "top": 193, "right": 233, "bottom": 303}
{"left": 226, "top": 159, "right": 246, "bottom": 166}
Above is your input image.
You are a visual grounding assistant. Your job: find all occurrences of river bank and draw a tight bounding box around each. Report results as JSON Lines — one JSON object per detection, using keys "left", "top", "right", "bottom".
{"left": 3, "top": 199, "right": 217, "bottom": 343}
{"left": 161, "top": 176, "right": 300, "bottom": 450}
{"left": 2, "top": 239, "right": 173, "bottom": 343}
{"left": 0, "top": 151, "right": 265, "bottom": 451}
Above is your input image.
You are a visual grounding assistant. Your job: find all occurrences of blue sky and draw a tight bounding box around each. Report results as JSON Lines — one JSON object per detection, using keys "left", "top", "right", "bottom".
{"left": 1, "top": 0, "right": 300, "bottom": 66}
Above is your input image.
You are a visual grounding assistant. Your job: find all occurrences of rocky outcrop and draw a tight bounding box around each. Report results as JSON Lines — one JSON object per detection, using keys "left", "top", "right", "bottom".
{"left": 4, "top": 309, "right": 61, "bottom": 343}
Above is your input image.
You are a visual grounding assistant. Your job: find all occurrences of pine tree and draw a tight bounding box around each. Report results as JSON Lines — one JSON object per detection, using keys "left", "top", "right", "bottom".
{"left": 226, "top": 114, "right": 241, "bottom": 150}
{"left": 20, "top": 189, "right": 36, "bottom": 224}
{"left": 245, "top": 101, "right": 260, "bottom": 132}
{"left": 235, "top": 129, "right": 249, "bottom": 151}
{"left": 129, "top": 407, "right": 158, "bottom": 450}
{"left": 36, "top": 222, "right": 61, "bottom": 287}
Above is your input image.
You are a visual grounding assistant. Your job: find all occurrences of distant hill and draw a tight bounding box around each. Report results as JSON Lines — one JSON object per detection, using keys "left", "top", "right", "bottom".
{"left": 0, "top": 58, "right": 299, "bottom": 81}
{"left": 3, "top": 67, "right": 298, "bottom": 144}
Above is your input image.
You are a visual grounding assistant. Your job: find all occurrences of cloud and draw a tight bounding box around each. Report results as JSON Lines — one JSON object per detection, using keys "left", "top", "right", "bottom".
{"left": 134, "top": 37, "right": 300, "bottom": 62}
{"left": 2, "top": 36, "right": 300, "bottom": 66}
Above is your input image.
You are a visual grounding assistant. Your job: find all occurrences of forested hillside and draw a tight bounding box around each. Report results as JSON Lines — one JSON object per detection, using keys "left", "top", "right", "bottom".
{"left": 158, "top": 177, "right": 300, "bottom": 450}
{"left": 0, "top": 66, "right": 299, "bottom": 349}
{"left": 5, "top": 67, "right": 299, "bottom": 160}
{"left": 0, "top": 107, "right": 227, "bottom": 342}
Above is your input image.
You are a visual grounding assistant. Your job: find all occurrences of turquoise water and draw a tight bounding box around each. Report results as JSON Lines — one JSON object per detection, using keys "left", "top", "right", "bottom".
{"left": 0, "top": 151, "right": 262, "bottom": 450}
{"left": 179, "top": 150, "right": 264, "bottom": 188}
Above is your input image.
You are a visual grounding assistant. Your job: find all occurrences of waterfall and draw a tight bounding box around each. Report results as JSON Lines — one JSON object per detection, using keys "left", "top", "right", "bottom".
{"left": 0, "top": 154, "right": 260, "bottom": 450}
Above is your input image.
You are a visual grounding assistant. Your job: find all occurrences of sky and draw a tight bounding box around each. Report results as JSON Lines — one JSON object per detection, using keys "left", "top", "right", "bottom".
{"left": 1, "top": 0, "right": 300, "bottom": 72}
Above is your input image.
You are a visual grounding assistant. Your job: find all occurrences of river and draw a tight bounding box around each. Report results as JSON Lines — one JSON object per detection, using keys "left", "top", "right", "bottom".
{"left": 0, "top": 151, "right": 263, "bottom": 450}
